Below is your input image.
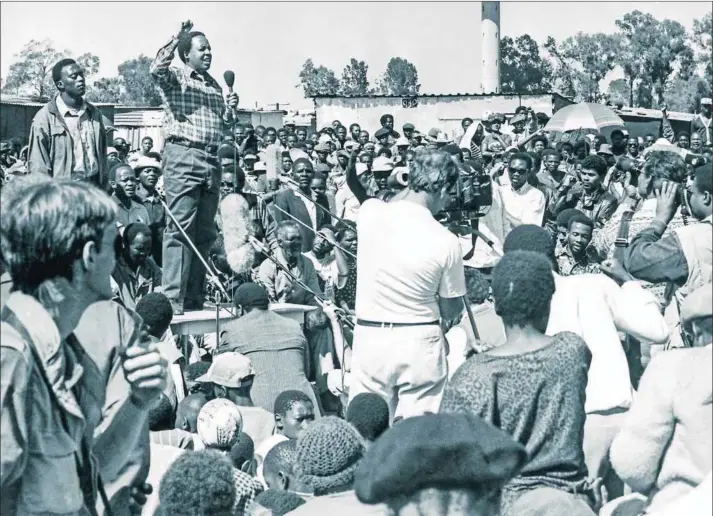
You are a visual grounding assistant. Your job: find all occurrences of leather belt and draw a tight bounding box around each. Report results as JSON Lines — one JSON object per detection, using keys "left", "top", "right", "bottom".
{"left": 356, "top": 319, "right": 439, "bottom": 328}
{"left": 166, "top": 137, "right": 218, "bottom": 155}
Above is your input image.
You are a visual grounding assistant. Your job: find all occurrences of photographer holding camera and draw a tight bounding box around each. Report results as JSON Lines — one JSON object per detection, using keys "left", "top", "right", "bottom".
{"left": 347, "top": 149, "right": 467, "bottom": 422}
{"left": 622, "top": 161, "right": 712, "bottom": 347}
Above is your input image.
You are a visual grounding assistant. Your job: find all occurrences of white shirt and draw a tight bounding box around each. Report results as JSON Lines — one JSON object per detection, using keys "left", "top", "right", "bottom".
{"left": 460, "top": 184, "right": 506, "bottom": 269}
{"left": 547, "top": 273, "right": 670, "bottom": 414}
{"left": 303, "top": 251, "right": 338, "bottom": 288}
{"left": 355, "top": 199, "right": 467, "bottom": 323}
{"left": 498, "top": 181, "right": 546, "bottom": 233}
{"left": 334, "top": 185, "right": 361, "bottom": 221}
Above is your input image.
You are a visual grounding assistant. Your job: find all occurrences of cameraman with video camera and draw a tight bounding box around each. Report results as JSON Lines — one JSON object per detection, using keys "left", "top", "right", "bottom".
{"left": 347, "top": 149, "right": 467, "bottom": 422}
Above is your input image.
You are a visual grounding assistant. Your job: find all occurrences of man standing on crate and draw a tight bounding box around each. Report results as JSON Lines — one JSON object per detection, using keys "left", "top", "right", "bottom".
{"left": 151, "top": 20, "right": 239, "bottom": 315}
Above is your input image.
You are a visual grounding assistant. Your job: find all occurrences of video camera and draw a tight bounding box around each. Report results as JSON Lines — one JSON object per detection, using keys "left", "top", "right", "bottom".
{"left": 438, "top": 164, "right": 493, "bottom": 226}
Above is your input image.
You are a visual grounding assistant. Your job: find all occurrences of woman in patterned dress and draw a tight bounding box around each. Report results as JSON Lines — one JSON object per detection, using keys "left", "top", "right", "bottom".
{"left": 441, "top": 250, "right": 598, "bottom": 516}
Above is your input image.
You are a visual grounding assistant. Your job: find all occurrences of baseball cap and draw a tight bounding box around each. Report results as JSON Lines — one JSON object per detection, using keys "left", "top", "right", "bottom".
{"left": 372, "top": 156, "right": 395, "bottom": 173}
{"left": 196, "top": 352, "right": 255, "bottom": 388}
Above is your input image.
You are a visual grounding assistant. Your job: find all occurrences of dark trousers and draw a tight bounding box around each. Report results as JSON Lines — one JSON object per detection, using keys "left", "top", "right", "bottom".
{"left": 161, "top": 143, "right": 220, "bottom": 306}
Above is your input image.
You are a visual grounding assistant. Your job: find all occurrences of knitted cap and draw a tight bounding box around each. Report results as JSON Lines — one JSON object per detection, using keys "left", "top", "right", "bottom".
{"left": 197, "top": 398, "right": 243, "bottom": 450}
{"left": 294, "top": 416, "right": 365, "bottom": 494}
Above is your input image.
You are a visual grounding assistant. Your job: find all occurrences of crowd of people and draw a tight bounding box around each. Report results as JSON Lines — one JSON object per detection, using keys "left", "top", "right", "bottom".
{"left": 1, "top": 20, "right": 712, "bottom": 516}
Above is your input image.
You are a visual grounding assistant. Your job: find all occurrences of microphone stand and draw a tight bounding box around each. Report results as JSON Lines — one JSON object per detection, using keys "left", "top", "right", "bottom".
{"left": 159, "top": 198, "right": 232, "bottom": 303}
{"left": 250, "top": 237, "right": 355, "bottom": 330}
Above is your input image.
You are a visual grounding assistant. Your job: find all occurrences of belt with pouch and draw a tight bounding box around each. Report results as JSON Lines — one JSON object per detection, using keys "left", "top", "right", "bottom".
{"left": 166, "top": 137, "right": 218, "bottom": 155}
{"left": 356, "top": 319, "right": 439, "bottom": 328}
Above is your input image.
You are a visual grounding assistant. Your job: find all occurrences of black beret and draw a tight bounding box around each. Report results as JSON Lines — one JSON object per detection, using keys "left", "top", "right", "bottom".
{"left": 354, "top": 413, "right": 527, "bottom": 504}
{"left": 233, "top": 282, "right": 269, "bottom": 310}
{"left": 374, "top": 128, "right": 391, "bottom": 139}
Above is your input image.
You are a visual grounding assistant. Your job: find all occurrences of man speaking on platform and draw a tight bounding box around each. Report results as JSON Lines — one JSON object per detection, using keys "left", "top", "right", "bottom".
{"left": 151, "top": 20, "right": 239, "bottom": 315}
{"left": 348, "top": 149, "right": 467, "bottom": 421}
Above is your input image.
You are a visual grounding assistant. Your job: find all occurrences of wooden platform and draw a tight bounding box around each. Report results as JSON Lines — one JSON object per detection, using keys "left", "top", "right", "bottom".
{"left": 170, "top": 303, "right": 316, "bottom": 335}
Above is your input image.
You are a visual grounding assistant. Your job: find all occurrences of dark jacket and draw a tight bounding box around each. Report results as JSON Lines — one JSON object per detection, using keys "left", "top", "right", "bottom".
{"left": 27, "top": 96, "right": 108, "bottom": 187}
{"left": 270, "top": 188, "right": 331, "bottom": 252}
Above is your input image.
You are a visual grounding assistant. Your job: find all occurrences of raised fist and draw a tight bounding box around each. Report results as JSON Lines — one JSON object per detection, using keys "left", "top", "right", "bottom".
{"left": 179, "top": 20, "right": 193, "bottom": 35}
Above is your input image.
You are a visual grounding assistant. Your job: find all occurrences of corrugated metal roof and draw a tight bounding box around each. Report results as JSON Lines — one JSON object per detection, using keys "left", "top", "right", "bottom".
{"left": 0, "top": 94, "right": 45, "bottom": 106}
{"left": 0, "top": 94, "right": 114, "bottom": 107}
{"left": 614, "top": 106, "right": 695, "bottom": 122}
{"left": 310, "top": 91, "right": 556, "bottom": 99}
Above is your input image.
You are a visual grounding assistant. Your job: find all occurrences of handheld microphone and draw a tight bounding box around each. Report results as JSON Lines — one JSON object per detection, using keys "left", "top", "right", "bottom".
{"left": 223, "top": 70, "right": 237, "bottom": 118}
{"left": 223, "top": 70, "right": 235, "bottom": 92}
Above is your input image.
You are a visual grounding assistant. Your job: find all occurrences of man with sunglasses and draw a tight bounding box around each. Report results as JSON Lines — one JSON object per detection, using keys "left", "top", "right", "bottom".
{"left": 622, "top": 162, "right": 712, "bottom": 347}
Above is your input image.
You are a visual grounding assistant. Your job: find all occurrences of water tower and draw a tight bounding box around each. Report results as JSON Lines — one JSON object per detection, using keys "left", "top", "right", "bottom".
{"left": 480, "top": 1, "right": 501, "bottom": 94}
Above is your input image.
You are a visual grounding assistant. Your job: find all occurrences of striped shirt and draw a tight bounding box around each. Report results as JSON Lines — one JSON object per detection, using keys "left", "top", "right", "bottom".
{"left": 150, "top": 36, "right": 230, "bottom": 146}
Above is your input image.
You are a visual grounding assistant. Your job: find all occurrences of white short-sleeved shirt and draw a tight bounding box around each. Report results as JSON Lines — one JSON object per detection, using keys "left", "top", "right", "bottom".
{"left": 497, "top": 180, "right": 546, "bottom": 232}
{"left": 355, "top": 199, "right": 467, "bottom": 323}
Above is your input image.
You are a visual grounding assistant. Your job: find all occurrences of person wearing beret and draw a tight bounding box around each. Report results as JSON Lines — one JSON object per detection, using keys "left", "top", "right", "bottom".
{"left": 609, "top": 282, "right": 712, "bottom": 514}
{"left": 402, "top": 123, "right": 415, "bottom": 142}
{"left": 354, "top": 413, "right": 527, "bottom": 515}
{"left": 374, "top": 127, "right": 392, "bottom": 154}
{"left": 217, "top": 283, "right": 321, "bottom": 417}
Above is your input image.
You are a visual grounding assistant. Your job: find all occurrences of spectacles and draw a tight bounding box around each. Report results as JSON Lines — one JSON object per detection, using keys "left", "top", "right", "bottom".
{"left": 221, "top": 182, "right": 235, "bottom": 188}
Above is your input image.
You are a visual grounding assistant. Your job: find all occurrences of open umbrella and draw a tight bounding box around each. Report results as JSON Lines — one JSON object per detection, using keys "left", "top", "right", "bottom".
{"left": 545, "top": 103, "right": 625, "bottom": 133}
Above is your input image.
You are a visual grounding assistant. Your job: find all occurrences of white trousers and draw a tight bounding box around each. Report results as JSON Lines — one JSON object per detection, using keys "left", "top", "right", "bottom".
{"left": 347, "top": 323, "right": 447, "bottom": 421}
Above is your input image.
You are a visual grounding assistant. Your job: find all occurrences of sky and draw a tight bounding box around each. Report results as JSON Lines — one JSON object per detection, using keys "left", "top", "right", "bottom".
{"left": 1, "top": 1, "right": 710, "bottom": 110}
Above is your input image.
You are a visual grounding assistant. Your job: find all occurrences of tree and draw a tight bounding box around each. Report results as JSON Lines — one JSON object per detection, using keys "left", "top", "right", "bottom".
{"left": 298, "top": 59, "right": 340, "bottom": 97}
{"left": 692, "top": 12, "right": 712, "bottom": 81}
{"left": 664, "top": 75, "right": 711, "bottom": 113}
{"left": 2, "top": 40, "right": 65, "bottom": 99}
{"left": 340, "top": 58, "right": 370, "bottom": 96}
{"left": 545, "top": 33, "right": 621, "bottom": 102}
{"left": 1, "top": 40, "right": 100, "bottom": 100}
{"left": 615, "top": 11, "right": 695, "bottom": 107}
{"left": 117, "top": 55, "right": 162, "bottom": 106}
{"left": 500, "top": 35, "right": 552, "bottom": 94}
{"left": 376, "top": 57, "right": 420, "bottom": 96}
{"left": 607, "top": 79, "right": 631, "bottom": 106}
{"left": 85, "top": 77, "right": 121, "bottom": 104}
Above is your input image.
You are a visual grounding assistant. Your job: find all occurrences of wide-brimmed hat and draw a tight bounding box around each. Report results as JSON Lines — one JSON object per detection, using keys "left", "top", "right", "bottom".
{"left": 132, "top": 154, "right": 162, "bottom": 172}
{"left": 394, "top": 137, "right": 411, "bottom": 147}
{"left": 314, "top": 142, "right": 331, "bottom": 153}
{"left": 597, "top": 144, "right": 614, "bottom": 157}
